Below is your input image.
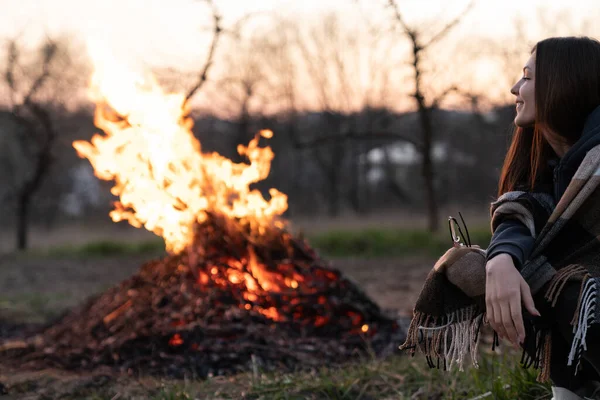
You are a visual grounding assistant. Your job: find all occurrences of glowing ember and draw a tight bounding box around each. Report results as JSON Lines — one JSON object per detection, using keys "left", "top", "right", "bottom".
{"left": 169, "top": 333, "right": 184, "bottom": 347}
{"left": 361, "top": 324, "right": 369, "bottom": 333}
{"left": 73, "top": 46, "right": 288, "bottom": 254}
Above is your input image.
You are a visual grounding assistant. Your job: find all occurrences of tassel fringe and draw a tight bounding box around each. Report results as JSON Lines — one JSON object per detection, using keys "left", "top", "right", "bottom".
{"left": 399, "top": 305, "right": 483, "bottom": 372}
{"left": 520, "top": 325, "right": 552, "bottom": 383}
{"left": 544, "top": 265, "right": 588, "bottom": 307}
{"left": 567, "top": 277, "right": 598, "bottom": 371}
{"left": 542, "top": 267, "right": 600, "bottom": 379}
{"left": 402, "top": 266, "right": 599, "bottom": 382}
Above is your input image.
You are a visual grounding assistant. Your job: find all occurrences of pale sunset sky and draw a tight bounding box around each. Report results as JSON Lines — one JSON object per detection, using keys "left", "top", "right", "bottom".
{"left": 0, "top": 0, "right": 598, "bottom": 113}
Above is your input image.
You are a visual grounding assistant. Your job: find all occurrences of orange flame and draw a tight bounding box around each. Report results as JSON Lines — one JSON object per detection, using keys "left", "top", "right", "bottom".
{"left": 73, "top": 46, "right": 288, "bottom": 254}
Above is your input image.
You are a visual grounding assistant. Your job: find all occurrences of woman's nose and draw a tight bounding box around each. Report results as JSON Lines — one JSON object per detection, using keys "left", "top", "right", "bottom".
{"left": 510, "top": 82, "right": 519, "bottom": 96}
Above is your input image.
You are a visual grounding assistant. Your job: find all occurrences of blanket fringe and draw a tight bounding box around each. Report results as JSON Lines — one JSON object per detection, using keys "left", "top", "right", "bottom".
{"left": 544, "top": 265, "right": 588, "bottom": 307}
{"left": 542, "top": 266, "right": 599, "bottom": 377}
{"left": 567, "top": 277, "right": 598, "bottom": 372}
{"left": 399, "top": 305, "right": 483, "bottom": 372}
{"left": 401, "top": 306, "right": 554, "bottom": 382}
{"left": 520, "top": 325, "right": 552, "bottom": 383}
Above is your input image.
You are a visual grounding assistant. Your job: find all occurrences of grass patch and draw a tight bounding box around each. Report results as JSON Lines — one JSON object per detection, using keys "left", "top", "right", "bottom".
{"left": 37, "top": 349, "right": 547, "bottom": 399}
{"left": 230, "top": 349, "right": 551, "bottom": 400}
{"left": 0, "top": 292, "right": 72, "bottom": 323}
{"left": 3, "top": 349, "right": 552, "bottom": 399}
{"left": 23, "top": 226, "right": 492, "bottom": 259}
{"left": 310, "top": 226, "right": 492, "bottom": 258}
{"left": 42, "top": 238, "right": 166, "bottom": 258}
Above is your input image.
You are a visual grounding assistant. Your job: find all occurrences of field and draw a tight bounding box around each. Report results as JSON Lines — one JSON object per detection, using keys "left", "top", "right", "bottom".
{"left": 0, "top": 213, "right": 552, "bottom": 399}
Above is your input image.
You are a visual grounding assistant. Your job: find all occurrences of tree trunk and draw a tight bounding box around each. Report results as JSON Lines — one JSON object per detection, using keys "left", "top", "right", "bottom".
{"left": 16, "top": 191, "right": 31, "bottom": 251}
{"left": 348, "top": 141, "right": 367, "bottom": 215}
{"left": 328, "top": 177, "right": 340, "bottom": 217}
{"left": 418, "top": 106, "right": 439, "bottom": 233}
{"left": 411, "top": 42, "right": 439, "bottom": 233}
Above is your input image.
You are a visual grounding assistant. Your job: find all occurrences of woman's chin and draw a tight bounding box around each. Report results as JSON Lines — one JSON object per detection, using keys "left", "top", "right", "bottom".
{"left": 514, "top": 116, "right": 534, "bottom": 128}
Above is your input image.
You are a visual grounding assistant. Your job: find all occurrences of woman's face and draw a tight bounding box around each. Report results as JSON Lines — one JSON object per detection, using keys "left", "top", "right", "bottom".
{"left": 511, "top": 53, "right": 536, "bottom": 127}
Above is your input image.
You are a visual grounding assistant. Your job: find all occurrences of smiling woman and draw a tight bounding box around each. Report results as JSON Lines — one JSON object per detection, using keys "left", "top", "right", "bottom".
{"left": 512, "top": 59, "right": 535, "bottom": 128}
{"left": 487, "top": 36, "right": 600, "bottom": 400}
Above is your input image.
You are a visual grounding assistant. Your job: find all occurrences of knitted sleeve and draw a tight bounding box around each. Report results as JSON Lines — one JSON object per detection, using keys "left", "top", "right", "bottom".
{"left": 486, "top": 219, "right": 535, "bottom": 270}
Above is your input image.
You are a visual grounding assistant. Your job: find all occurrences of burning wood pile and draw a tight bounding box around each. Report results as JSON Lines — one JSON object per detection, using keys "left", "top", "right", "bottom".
{"left": 7, "top": 216, "right": 398, "bottom": 377}
{"left": 0, "top": 47, "right": 401, "bottom": 377}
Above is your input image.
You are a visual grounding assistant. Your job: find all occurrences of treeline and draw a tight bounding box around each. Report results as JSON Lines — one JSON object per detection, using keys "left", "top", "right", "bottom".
{"left": 0, "top": 103, "right": 514, "bottom": 227}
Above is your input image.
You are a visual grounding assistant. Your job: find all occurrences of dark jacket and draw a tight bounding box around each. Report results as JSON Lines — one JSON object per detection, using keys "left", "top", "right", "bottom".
{"left": 487, "top": 105, "right": 600, "bottom": 268}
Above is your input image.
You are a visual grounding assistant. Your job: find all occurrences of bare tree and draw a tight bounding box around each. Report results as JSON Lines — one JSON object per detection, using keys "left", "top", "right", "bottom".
{"left": 278, "top": 14, "right": 418, "bottom": 216}
{"left": 0, "top": 37, "right": 83, "bottom": 250}
{"left": 387, "top": 0, "right": 475, "bottom": 232}
{"left": 202, "top": 31, "right": 273, "bottom": 163}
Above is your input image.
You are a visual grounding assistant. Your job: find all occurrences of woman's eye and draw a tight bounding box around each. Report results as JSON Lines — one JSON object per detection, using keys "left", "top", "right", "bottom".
{"left": 522, "top": 77, "right": 530, "bottom": 81}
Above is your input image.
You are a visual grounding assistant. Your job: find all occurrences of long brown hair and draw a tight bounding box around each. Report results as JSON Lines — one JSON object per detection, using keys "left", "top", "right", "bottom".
{"left": 498, "top": 36, "right": 600, "bottom": 196}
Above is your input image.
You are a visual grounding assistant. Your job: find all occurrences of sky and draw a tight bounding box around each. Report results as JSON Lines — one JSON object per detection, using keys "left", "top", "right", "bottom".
{"left": 0, "top": 0, "right": 599, "bottom": 112}
{"left": 2, "top": 0, "right": 598, "bottom": 66}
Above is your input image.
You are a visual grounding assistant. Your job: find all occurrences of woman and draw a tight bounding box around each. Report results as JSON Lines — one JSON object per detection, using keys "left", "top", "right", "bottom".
{"left": 486, "top": 36, "right": 600, "bottom": 399}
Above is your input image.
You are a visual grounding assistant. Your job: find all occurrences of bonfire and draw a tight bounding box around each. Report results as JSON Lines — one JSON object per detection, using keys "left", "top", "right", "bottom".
{"left": 1, "top": 48, "right": 400, "bottom": 377}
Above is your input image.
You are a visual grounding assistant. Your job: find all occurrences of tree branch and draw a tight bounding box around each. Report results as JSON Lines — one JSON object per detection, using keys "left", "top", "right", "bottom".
{"left": 5, "top": 40, "right": 19, "bottom": 107}
{"left": 387, "top": 0, "right": 413, "bottom": 37}
{"left": 388, "top": 0, "right": 475, "bottom": 50}
{"left": 422, "top": 1, "right": 476, "bottom": 48}
{"left": 431, "top": 85, "right": 458, "bottom": 109}
{"left": 21, "top": 39, "right": 57, "bottom": 107}
{"left": 183, "top": 0, "right": 222, "bottom": 106}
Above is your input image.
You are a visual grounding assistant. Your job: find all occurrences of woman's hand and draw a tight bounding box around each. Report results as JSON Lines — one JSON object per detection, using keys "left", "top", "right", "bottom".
{"left": 485, "top": 253, "right": 541, "bottom": 346}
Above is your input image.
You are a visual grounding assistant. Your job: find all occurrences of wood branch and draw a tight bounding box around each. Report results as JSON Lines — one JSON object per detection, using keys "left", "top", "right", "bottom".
{"left": 183, "top": 0, "right": 223, "bottom": 106}
{"left": 103, "top": 300, "right": 133, "bottom": 325}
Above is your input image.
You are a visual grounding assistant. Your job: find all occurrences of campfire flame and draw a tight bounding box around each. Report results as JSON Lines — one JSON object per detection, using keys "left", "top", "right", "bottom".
{"left": 73, "top": 47, "right": 288, "bottom": 254}
{"left": 2, "top": 49, "right": 396, "bottom": 378}
{"left": 65, "top": 47, "right": 389, "bottom": 339}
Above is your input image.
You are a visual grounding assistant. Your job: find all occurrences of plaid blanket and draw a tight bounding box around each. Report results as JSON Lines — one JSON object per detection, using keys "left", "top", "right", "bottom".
{"left": 400, "top": 143, "right": 600, "bottom": 382}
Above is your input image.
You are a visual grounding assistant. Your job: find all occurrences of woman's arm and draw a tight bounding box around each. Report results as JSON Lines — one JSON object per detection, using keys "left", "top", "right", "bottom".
{"left": 485, "top": 219, "right": 539, "bottom": 346}
{"left": 486, "top": 254, "right": 540, "bottom": 346}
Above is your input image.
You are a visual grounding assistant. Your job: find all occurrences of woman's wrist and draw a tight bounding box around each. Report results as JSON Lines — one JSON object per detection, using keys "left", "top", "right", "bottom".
{"left": 485, "top": 253, "right": 514, "bottom": 272}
